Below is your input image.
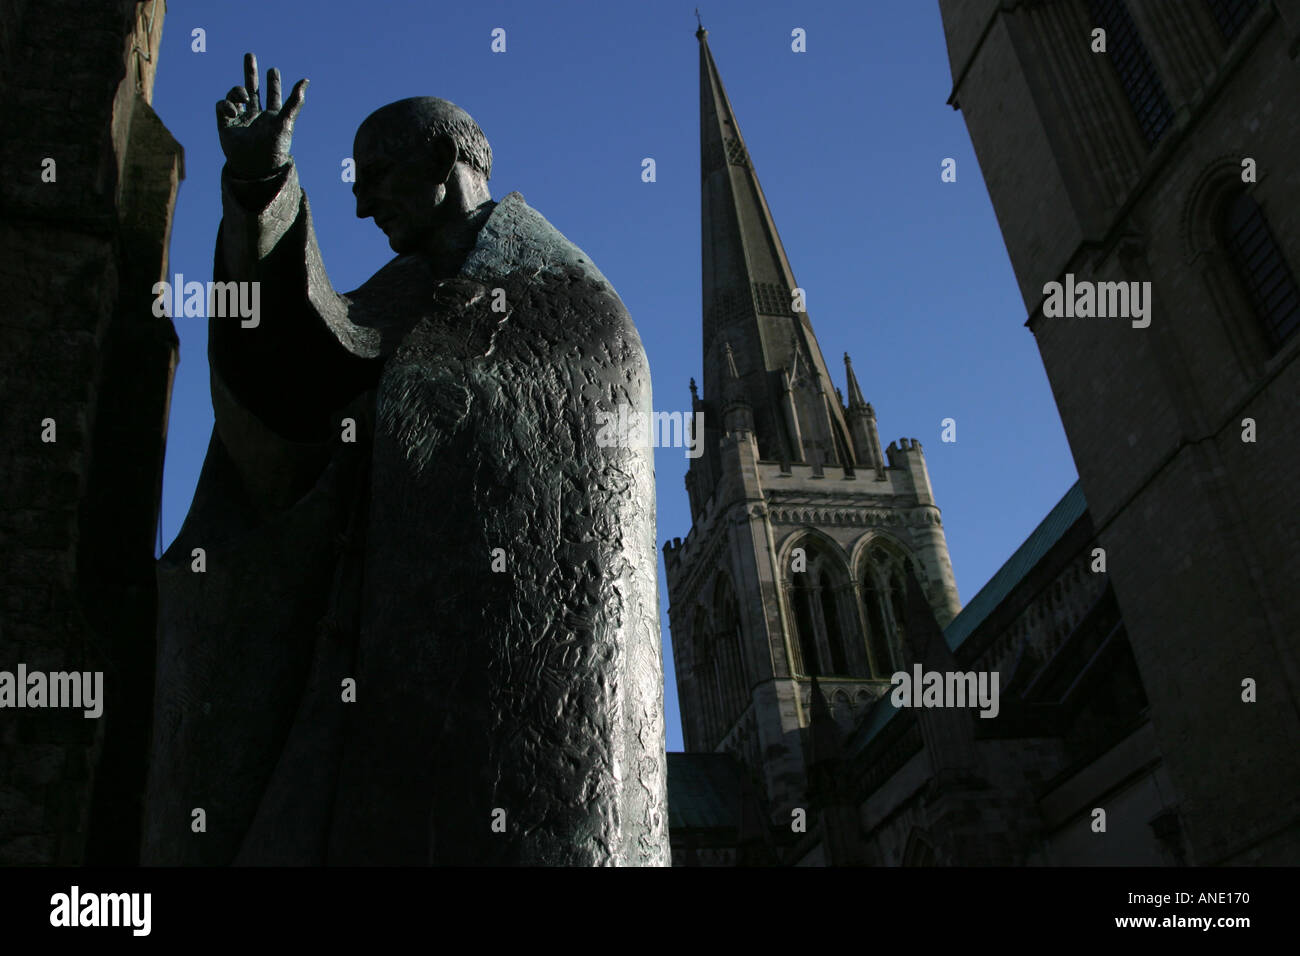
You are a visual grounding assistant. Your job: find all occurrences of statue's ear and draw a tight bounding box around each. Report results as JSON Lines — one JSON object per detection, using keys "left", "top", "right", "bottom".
{"left": 428, "top": 134, "right": 458, "bottom": 185}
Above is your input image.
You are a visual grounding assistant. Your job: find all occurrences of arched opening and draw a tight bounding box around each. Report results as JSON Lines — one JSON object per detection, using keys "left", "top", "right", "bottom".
{"left": 819, "top": 569, "right": 847, "bottom": 674}
{"left": 692, "top": 607, "right": 721, "bottom": 746}
{"left": 887, "top": 566, "right": 912, "bottom": 660}
{"left": 713, "top": 576, "right": 748, "bottom": 726}
{"left": 1219, "top": 189, "right": 1299, "bottom": 354}
{"left": 790, "top": 576, "right": 820, "bottom": 676}
{"left": 859, "top": 543, "right": 924, "bottom": 678}
{"left": 784, "top": 535, "right": 858, "bottom": 677}
{"left": 862, "top": 571, "right": 894, "bottom": 677}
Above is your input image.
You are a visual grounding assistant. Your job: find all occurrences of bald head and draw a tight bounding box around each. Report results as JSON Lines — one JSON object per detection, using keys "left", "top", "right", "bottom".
{"left": 352, "top": 96, "right": 494, "bottom": 258}
{"left": 356, "top": 97, "right": 492, "bottom": 181}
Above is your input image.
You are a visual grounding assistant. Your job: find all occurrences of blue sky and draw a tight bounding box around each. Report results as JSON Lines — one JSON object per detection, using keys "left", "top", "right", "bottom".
{"left": 152, "top": 0, "right": 1078, "bottom": 752}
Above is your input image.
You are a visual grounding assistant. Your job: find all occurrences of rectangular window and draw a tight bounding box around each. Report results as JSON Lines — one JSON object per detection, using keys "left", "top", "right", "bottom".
{"left": 1225, "top": 193, "right": 1300, "bottom": 354}
{"left": 1207, "top": 0, "right": 1260, "bottom": 42}
{"left": 1088, "top": 0, "right": 1175, "bottom": 147}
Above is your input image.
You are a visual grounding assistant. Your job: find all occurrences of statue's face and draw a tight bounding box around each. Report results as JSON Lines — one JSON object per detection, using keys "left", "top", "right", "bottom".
{"left": 352, "top": 124, "right": 447, "bottom": 254}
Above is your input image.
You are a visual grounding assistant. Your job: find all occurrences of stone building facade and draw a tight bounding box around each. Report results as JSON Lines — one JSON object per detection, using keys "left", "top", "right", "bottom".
{"left": 667, "top": 3, "right": 1298, "bottom": 866}
{"left": 938, "top": 0, "right": 1299, "bottom": 865}
{"left": 0, "top": 0, "right": 182, "bottom": 865}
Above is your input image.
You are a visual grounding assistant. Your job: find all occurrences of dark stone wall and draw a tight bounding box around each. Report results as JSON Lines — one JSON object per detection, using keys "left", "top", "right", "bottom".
{"left": 0, "top": 0, "right": 181, "bottom": 865}
{"left": 939, "top": 1, "right": 1300, "bottom": 864}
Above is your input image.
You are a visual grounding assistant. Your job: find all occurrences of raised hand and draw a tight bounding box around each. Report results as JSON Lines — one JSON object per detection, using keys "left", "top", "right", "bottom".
{"left": 215, "top": 52, "right": 308, "bottom": 179}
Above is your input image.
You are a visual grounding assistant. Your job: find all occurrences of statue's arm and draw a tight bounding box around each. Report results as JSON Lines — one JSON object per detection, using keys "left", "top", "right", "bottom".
{"left": 211, "top": 164, "right": 382, "bottom": 522}
{"left": 197, "top": 54, "right": 381, "bottom": 512}
{"left": 207, "top": 161, "right": 379, "bottom": 513}
{"left": 218, "top": 160, "right": 303, "bottom": 279}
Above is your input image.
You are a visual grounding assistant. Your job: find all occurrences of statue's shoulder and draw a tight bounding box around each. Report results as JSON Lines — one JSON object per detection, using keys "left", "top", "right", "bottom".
{"left": 462, "top": 192, "right": 645, "bottom": 363}
{"left": 463, "top": 192, "right": 618, "bottom": 300}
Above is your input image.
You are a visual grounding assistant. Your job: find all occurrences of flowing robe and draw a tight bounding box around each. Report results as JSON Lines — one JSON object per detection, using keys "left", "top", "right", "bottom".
{"left": 141, "top": 163, "right": 669, "bottom": 865}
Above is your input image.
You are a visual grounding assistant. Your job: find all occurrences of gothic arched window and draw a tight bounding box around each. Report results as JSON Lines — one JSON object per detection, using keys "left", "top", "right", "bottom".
{"left": 819, "top": 569, "right": 847, "bottom": 675}
{"left": 1220, "top": 190, "right": 1300, "bottom": 354}
{"left": 784, "top": 537, "right": 858, "bottom": 678}
{"left": 713, "top": 577, "right": 748, "bottom": 724}
{"left": 790, "top": 573, "right": 821, "bottom": 676}
{"left": 859, "top": 545, "right": 923, "bottom": 678}
{"left": 692, "top": 607, "right": 721, "bottom": 746}
{"left": 888, "top": 567, "right": 909, "bottom": 649}
{"left": 862, "top": 572, "right": 894, "bottom": 678}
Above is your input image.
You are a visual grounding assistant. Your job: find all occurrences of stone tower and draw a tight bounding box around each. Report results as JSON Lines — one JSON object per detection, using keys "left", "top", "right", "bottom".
{"left": 663, "top": 25, "right": 962, "bottom": 832}
{"left": 938, "top": 0, "right": 1300, "bottom": 863}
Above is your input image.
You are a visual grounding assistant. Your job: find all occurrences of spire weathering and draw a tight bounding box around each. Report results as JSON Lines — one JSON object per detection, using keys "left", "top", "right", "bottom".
{"left": 693, "top": 29, "right": 855, "bottom": 498}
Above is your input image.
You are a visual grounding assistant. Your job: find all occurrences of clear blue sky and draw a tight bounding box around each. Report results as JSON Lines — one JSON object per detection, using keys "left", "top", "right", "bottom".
{"left": 152, "top": 0, "right": 1078, "bottom": 753}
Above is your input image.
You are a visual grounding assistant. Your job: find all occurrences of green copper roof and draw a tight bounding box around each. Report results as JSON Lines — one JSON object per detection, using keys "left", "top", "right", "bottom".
{"left": 944, "top": 481, "right": 1087, "bottom": 651}
{"left": 666, "top": 752, "right": 742, "bottom": 830}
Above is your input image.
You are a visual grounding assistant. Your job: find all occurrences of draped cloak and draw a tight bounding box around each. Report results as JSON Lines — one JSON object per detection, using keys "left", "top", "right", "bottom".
{"left": 141, "top": 163, "right": 669, "bottom": 865}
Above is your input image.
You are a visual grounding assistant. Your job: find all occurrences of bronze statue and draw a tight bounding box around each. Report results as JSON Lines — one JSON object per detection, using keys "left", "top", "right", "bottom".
{"left": 142, "top": 54, "right": 668, "bottom": 865}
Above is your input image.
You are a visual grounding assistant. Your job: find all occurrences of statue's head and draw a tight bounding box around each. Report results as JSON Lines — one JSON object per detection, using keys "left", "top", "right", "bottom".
{"left": 353, "top": 97, "right": 493, "bottom": 254}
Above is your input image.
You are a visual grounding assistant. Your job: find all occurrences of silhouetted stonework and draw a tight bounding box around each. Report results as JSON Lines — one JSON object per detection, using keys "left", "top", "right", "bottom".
{"left": 0, "top": 0, "right": 181, "bottom": 865}
{"left": 938, "top": 0, "right": 1299, "bottom": 865}
{"left": 669, "top": 5, "right": 1299, "bottom": 866}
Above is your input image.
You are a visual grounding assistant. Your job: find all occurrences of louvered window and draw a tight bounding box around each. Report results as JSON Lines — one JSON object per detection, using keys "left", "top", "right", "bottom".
{"left": 1089, "top": 0, "right": 1175, "bottom": 147}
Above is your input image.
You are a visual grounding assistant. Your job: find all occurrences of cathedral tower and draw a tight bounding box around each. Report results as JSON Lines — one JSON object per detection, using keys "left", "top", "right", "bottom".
{"left": 664, "top": 25, "right": 963, "bottom": 829}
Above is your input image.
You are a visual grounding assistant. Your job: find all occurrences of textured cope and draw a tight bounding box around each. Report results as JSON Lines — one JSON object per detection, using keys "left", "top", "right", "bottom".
{"left": 142, "top": 164, "right": 669, "bottom": 864}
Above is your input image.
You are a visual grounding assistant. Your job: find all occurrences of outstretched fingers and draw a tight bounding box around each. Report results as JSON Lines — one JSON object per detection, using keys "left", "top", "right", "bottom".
{"left": 243, "top": 52, "right": 260, "bottom": 111}
{"left": 282, "top": 78, "right": 309, "bottom": 123}
{"left": 267, "top": 68, "right": 282, "bottom": 112}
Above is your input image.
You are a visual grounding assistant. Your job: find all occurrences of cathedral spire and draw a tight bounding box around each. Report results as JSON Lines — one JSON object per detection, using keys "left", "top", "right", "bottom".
{"left": 693, "top": 28, "right": 854, "bottom": 485}
{"left": 844, "top": 353, "right": 868, "bottom": 409}
{"left": 843, "top": 352, "right": 885, "bottom": 478}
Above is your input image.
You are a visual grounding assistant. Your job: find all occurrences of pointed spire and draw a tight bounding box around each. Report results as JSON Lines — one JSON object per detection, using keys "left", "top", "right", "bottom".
{"left": 689, "top": 377, "right": 698, "bottom": 402}
{"left": 844, "top": 352, "right": 884, "bottom": 477}
{"left": 844, "top": 353, "right": 868, "bottom": 410}
{"left": 694, "top": 29, "right": 853, "bottom": 474}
